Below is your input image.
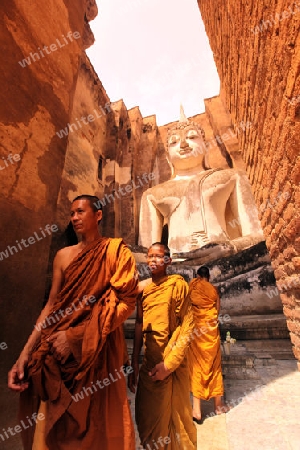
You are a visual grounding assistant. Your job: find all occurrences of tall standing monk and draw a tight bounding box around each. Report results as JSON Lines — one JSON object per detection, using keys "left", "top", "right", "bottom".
{"left": 188, "top": 266, "right": 229, "bottom": 424}
{"left": 8, "top": 195, "right": 139, "bottom": 450}
{"left": 129, "top": 242, "right": 197, "bottom": 450}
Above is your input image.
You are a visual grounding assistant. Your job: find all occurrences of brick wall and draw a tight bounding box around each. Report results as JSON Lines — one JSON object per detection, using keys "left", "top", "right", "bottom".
{"left": 197, "top": 0, "right": 300, "bottom": 368}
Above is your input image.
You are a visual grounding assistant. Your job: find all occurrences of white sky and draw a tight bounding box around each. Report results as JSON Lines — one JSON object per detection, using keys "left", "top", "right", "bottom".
{"left": 87, "top": 0, "right": 220, "bottom": 126}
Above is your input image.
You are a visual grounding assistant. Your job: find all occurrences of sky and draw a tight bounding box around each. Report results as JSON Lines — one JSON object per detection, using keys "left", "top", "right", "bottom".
{"left": 86, "top": 0, "right": 220, "bottom": 126}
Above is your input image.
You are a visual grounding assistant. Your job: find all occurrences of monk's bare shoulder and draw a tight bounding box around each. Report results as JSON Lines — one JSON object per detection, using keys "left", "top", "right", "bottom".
{"left": 55, "top": 244, "right": 83, "bottom": 273}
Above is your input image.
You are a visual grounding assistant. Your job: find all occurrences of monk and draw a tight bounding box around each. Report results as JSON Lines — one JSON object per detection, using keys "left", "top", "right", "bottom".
{"left": 8, "top": 194, "right": 139, "bottom": 450}
{"left": 188, "top": 266, "right": 229, "bottom": 423}
{"left": 129, "top": 242, "right": 197, "bottom": 450}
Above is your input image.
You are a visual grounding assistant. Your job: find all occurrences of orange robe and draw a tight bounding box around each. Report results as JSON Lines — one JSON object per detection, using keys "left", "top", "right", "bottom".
{"left": 136, "top": 275, "right": 197, "bottom": 450}
{"left": 19, "top": 237, "right": 138, "bottom": 450}
{"left": 188, "top": 278, "right": 224, "bottom": 400}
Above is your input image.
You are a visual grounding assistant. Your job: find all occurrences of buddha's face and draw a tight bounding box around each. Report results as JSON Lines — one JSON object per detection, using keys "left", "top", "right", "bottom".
{"left": 167, "top": 126, "right": 205, "bottom": 172}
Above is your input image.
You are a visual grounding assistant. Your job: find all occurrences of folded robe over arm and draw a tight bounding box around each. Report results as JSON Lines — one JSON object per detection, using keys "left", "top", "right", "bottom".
{"left": 19, "top": 237, "right": 138, "bottom": 450}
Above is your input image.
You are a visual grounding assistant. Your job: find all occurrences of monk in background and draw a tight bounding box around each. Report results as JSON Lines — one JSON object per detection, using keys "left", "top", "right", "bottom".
{"left": 188, "top": 266, "right": 229, "bottom": 424}
{"left": 8, "top": 195, "right": 139, "bottom": 450}
{"left": 129, "top": 242, "right": 197, "bottom": 450}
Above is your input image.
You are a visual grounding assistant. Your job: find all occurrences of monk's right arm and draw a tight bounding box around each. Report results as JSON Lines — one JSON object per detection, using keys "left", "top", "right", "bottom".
{"left": 163, "top": 283, "right": 194, "bottom": 373}
{"left": 128, "top": 293, "right": 143, "bottom": 393}
{"left": 8, "top": 252, "right": 64, "bottom": 392}
{"left": 216, "top": 288, "right": 221, "bottom": 316}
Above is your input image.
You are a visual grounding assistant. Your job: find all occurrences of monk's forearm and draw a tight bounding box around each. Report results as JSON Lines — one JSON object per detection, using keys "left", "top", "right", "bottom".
{"left": 131, "top": 321, "right": 143, "bottom": 364}
{"left": 21, "top": 333, "right": 40, "bottom": 358}
{"left": 164, "top": 306, "right": 194, "bottom": 372}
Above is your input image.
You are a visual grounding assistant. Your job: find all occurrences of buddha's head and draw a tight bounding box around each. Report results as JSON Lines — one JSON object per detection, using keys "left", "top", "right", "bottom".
{"left": 166, "top": 108, "right": 210, "bottom": 176}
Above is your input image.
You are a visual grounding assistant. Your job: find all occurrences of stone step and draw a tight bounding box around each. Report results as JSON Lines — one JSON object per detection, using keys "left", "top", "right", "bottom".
{"left": 238, "top": 338, "right": 294, "bottom": 360}
{"left": 125, "top": 314, "right": 290, "bottom": 340}
{"left": 222, "top": 340, "right": 294, "bottom": 359}
{"left": 219, "top": 313, "right": 290, "bottom": 340}
{"left": 220, "top": 339, "right": 294, "bottom": 379}
{"left": 222, "top": 361, "right": 261, "bottom": 380}
{"left": 125, "top": 338, "right": 295, "bottom": 380}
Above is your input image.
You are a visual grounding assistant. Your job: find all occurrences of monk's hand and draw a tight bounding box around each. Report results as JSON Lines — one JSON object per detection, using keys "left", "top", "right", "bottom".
{"left": 149, "top": 362, "right": 171, "bottom": 381}
{"left": 128, "top": 361, "right": 139, "bottom": 393}
{"left": 8, "top": 351, "right": 30, "bottom": 392}
{"left": 47, "top": 331, "right": 71, "bottom": 364}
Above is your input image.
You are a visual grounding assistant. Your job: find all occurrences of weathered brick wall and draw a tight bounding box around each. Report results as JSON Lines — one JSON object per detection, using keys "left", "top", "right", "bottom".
{"left": 0, "top": 0, "right": 95, "bottom": 369}
{"left": 54, "top": 54, "right": 109, "bottom": 228}
{"left": 197, "top": 0, "right": 300, "bottom": 367}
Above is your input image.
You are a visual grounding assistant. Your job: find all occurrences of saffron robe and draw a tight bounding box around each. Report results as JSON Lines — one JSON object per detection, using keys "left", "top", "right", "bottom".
{"left": 188, "top": 278, "right": 224, "bottom": 400}
{"left": 19, "top": 237, "right": 138, "bottom": 450}
{"left": 136, "top": 275, "right": 197, "bottom": 450}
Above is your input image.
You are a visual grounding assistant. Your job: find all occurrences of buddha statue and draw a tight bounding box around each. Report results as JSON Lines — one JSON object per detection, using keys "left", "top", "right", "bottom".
{"left": 138, "top": 109, "right": 264, "bottom": 256}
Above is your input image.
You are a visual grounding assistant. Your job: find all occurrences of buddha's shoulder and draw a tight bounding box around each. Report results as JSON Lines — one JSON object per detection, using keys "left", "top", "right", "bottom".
{"left": 141, "top": 179, "right": 180, "bottom": 196}
{"left": 203, "top": 168, "right": 247, "bottom": 183}
{"left": 141, "top": 168, "right": 248, "bottom": 197}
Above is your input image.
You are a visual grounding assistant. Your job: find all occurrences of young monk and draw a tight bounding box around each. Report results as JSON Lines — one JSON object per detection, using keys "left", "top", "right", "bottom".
{"left": 129, "top": 242, "right": 197, "bottom": 449}
{"left": 8, "top": 195, "right": 139, "bottom": 450}
{"left": 188, "top": 265, "right": 229, "bottom": 423}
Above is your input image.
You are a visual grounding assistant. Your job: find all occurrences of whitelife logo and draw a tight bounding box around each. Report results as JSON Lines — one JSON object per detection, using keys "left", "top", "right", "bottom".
{"left": 18, "top": 31, "right": 81, "bottom": 68}
{"left": 0, "top": 224, "right": 58, "bottom": 261}
{"left": 71, "top": 365, "right": 133, "bottom": 402}
{"left": 0, "top": 153, "right": 21, "bottom": 171}
{"left": 34, "top": 295, "right": 97, "bottom": 331}
{"left": 94, "top": 172, "right": 155, "bottom": 209}
{"left": 0, "top": 412, "right": 45, "bottom": 443}
{"left": 55, "top": 103, "right": 112, "bottom": 139}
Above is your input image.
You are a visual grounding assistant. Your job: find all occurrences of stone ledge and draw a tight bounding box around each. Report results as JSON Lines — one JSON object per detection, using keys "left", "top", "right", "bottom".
{"left": 220, "top": 314, "right": 290, "bottom": 340}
